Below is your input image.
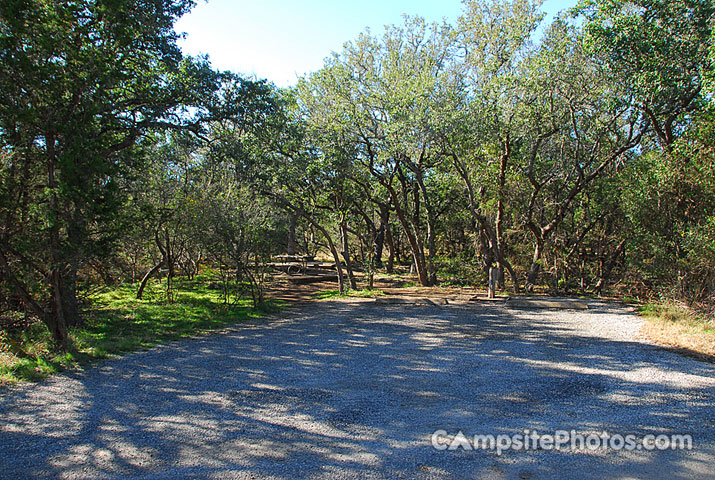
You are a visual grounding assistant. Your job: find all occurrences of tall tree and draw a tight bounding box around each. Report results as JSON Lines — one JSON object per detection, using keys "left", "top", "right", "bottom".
{"left": 299, "top": 17, "right": 457, "bottom": 286}
{"left": 577, "top": 0, "right": 714, "bottom": 150}
{"left": 578, "top": 0, "right": 715, "bottom": 301}
{"left": 517, "top": 20, "right": 644, "bottom": 288}
{"left": 0, "top": 0, "right": 231, "bottom": 346}
{"left": 440, "top": 0, "right": 545, "bottom": 291}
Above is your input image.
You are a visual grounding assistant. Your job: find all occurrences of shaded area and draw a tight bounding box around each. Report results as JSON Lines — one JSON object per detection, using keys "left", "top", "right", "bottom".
{"left": 0, "top": 300, "right": 714, "bottom": 479}
{"left": 0, "top": 278, "right": 265, "bottom": 383}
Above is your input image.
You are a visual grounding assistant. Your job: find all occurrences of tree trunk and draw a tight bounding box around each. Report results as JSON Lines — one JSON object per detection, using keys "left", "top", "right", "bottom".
{"left": 594, "top": 239, "right": 626, "bottom": 295}
{"left": 374, "top": 204, "right": 389, "bottom": 267}
{"left": 297, "top": 212, "right": 345, "bottom": 294}
{"left": 495, "top": 137, "right": 510, "bottom": 290}
{"left": 415, "top": 167, "right": 438, "bottom": 285}
{"left": 488, "top": 267, "right": 497, "bottom": 299}
{"left": 137, "top": 260, "right": 163, "bottom": 300}
{"left": 339, "top": 220, "right": 357, "bottom": 290}
{"left": 61, "top": 266, "right": 81, "bottom": 327}
{"left": 478, "top": 225, "right": 493, "bottom": 275}
{"left": 322, "top": 227, "right": 345, "bottom": 295}
{"left": 526, "top": 237, "right": 545, "bottom": 290}
{"left": 46, "top": 140, "right": 69, "bottom": 348}
{"left": 163, "top": 230, "right": 174, "bottom": 301}
{"left": 385, "top": 182, "right": 431, "bottom": 286}
{"left": 385, "top": 224, "right": 395, "bottom": 274}
{"left": 450, "top": 153, "right": 520, "bottom": 292}
{"left": 391, "top": 164, "right": 431, "bottom": 285}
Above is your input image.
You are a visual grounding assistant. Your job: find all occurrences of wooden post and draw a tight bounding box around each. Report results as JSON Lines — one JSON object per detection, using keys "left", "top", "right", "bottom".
{"left": 488, "top": 266, "right": 496, "bottom": 299}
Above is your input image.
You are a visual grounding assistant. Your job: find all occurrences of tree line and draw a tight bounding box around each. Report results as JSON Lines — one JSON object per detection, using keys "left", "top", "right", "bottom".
{"left": 1, "top": 0, "right": 714, "bottom": 347}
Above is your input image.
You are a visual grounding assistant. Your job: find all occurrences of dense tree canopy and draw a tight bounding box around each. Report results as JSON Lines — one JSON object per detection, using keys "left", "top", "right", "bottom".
{"left": 1, "top": 0, "right": 714, "bottom": 348}
{"left": 0, "top": 0, "right": 267, "bottom": 345}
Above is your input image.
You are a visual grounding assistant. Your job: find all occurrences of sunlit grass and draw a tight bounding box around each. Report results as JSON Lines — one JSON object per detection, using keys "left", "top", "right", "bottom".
{"left": 639, "top": 301, "right": 715, "bottom": 358}
{"left": 0, "top": 275, "right": 282, "bottom": 384}
{"left": 314, "top": 288, "right": 385, "bottom": 299}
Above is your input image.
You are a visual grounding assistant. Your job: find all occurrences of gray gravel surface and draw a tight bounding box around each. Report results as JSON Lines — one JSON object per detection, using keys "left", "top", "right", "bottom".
{"left": 1, "top": 299, "right": 714, "bottom": 479}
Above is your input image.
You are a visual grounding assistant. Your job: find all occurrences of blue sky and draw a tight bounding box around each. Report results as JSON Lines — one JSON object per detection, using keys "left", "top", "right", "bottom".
{"left": 174, "top": 0, "right": 578, "bottom": 87}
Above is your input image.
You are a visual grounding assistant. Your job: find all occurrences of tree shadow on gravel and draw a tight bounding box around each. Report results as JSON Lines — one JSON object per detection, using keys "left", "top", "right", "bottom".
{"left": 0, "top": 300, "right": 713, "bottom": 479}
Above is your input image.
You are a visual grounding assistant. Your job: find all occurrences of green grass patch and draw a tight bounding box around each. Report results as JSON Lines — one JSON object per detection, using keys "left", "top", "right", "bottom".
{"left": 640, "top": 302, "right": 687, "bottom": 323}
{"left": 637, "top": 301, "right": 715, "bottom": 358}
{"left": 314, "top": 288, "right": 385, "bottom": 299}
{"left": 638, "top": 301, "right": 714, "bottom": 332}
{"left": 0, "top": 276, "right": 282, "bottom": 384}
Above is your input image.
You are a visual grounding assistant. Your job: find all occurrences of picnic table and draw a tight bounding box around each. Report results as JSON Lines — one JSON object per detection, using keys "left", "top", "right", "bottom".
{"left": 272, "top": 255, "right": 315, "bottom": 274}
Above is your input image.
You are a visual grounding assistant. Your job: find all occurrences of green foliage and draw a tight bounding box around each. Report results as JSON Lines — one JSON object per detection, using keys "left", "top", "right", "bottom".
{"left": 639, "top": 301, "right": 715, "bottom": 336}
{"left": 577, "top": 0, "right": 714, "bottom": 145}
{"left": 579, "top": 0, "right": 712, "bottom": 95}
{"left": 620, "top": 107, "right": 715, "bottom": 304}
{"left": 436, "top": 255, "right": 483, "bottom": 285}
{"left": 314, "top": 289, "right": 385, "bottom": 299}
{"left": 0, "top": 275, "right": 280, "bottom": 383}
{"left": 0, "top": 0, "right": 243, "bottom": 346}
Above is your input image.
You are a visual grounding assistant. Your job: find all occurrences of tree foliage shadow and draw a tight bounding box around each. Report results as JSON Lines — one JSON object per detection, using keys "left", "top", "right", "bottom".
{"left": 0, "top": 300, "right": 713, "bottom": 479}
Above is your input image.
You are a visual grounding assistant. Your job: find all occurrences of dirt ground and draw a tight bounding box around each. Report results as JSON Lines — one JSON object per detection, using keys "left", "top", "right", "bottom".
{"left": 266, "top": 274, "right": 715, "bottom": 363}
{"left": 266, "top": 275, "right": 487, "bottom": 304}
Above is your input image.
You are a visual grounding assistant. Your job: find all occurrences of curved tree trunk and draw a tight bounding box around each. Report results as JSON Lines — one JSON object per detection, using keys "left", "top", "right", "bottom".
{"left": 138, "top": 229, "right": 169, "bottom": 300}
{"left": 416, "top": 171, "right": 437, "bottom": 285}
{"left": 374, "top": 204, "right": 389, "bottom": 268}
{"left": 299, "top": 212, "right": 345, "bottom": 295}
{"left": 320, "top": 226, "right": 345, "bottom": 295}
{"left": 137, "top": 260, "right": 163, "bottom": 300}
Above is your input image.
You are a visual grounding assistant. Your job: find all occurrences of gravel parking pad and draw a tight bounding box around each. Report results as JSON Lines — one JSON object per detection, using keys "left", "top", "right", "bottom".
{"left": 1, "top": 300, "right": 713, "bottom": 479}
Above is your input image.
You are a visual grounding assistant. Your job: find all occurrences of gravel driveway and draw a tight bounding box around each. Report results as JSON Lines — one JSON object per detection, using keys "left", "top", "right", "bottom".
{"left": 1, "top": 299, "right": 714, "bottom": 479}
